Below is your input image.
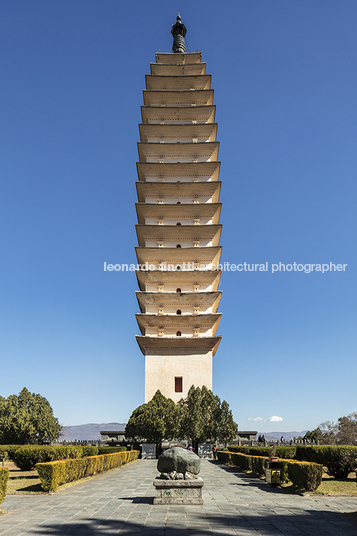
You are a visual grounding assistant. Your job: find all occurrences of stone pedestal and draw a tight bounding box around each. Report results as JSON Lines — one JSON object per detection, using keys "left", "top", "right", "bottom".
{"left": 153, "top": 478, "right": 204, "bottom": 505}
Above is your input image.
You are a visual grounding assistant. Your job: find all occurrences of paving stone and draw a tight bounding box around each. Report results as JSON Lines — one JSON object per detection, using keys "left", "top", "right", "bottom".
{"left": 1, "top": 460, "right": 357, "bottom": 535}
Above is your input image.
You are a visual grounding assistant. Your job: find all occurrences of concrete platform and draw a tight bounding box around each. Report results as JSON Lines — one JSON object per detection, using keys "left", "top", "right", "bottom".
{"left": 153, "top": 477, "right": 203, "bottom": 505}
{"left": 1, "top": 459, "right": 357, "bottom": 535}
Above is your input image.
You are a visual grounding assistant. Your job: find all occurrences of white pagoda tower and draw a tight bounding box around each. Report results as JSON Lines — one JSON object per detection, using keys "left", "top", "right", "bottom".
{"left": 135, "top": 16, "right": 222, "bottom": 403}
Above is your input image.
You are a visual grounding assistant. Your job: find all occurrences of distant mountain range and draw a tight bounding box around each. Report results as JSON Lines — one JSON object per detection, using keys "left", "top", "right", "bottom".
{"left": 60, "top": 424, "right": 307, "bottom": 442}
{"left": 60, "top": 423, "right": 126, "bottom": 441}
{"left": 259, "top": 431, "right": 308, "bottom": 441}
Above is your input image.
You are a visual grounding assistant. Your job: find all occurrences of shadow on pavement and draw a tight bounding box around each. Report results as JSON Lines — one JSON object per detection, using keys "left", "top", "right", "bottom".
{"left": 27, "top": 509, "right": 357, "bottom": 536}
{"left": 211, "top": 460, "right": 301, "bottom": 495}
{"left": 118, "top": 495, "right": 154, "bottom": 504}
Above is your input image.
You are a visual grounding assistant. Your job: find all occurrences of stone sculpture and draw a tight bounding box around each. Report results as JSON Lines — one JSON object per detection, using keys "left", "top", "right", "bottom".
{"left": 153, "top": 447, "right": 204, "bottom": 505}
{"left": 157, "top": 447, "right": 200, "bottom": 480}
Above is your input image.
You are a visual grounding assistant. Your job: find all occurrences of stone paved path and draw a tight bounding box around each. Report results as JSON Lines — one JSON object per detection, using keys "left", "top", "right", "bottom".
{"left": 1, "top": 460, "right": 357, "bottom": 535}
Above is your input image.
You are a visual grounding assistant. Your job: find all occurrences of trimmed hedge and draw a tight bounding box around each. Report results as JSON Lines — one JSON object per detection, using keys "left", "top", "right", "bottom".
{"left": 0, "top": 447, "right": 9, "bottom": 462}
{"left": 217, "top": 451, "right": 231, "bottom": 464}
{"left": 251, "top": 456, "right": 268, "bottom": 477}
{"left": 218, "top": 451, "right": 322, "bottom": 491}
{"left": 219, "top": 451, "right": 267, "bottom": 477}
{"left": 3, "top": 445, "right": 127, "bottom": 471}
{"left": 227, "top": 445, "right": 297, "bottom": 459}
{"left": 36, "top": 450, "right": 139, "bottom": 492}
{"left": 295, "top": 446, "right": 357, "bottom": 479}
{"left": 82, "top": 446, "right": 99, "bottom": 457}
{"left": 11, "top": 446, "right": 84, "bottom": 471}
{"left": 0, "top": 468, "right": 9, "bottom": 504}
{"left": 231, "top": 452, "right": 253, "bottom": 472}
{"left": 228, "top": 446, "right": 271, "bottom": 456}
{"left": 287, "top": 460, "right": 323, "bottom": 491}
{"left": 98, "top": 446, "right": 127, "bottom": 455}
{"left": 0, "top": 445, "right": 21, "bottom": 462}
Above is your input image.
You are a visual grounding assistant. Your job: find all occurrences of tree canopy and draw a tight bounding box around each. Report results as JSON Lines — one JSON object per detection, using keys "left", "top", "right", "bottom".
{"left": 125, "top": 386, "right": 238, "bottom": 451}
{"left": 306, "top": 413, "right": 357, "bottom": 445}
{"left": 125, "top": 390, "right": 181, "bottom": 449}
{"left": 0, "top": 387, "right": 62, "bottom": 444}
{"left": 178, "top": 385, "right": 238, "bottom": 445}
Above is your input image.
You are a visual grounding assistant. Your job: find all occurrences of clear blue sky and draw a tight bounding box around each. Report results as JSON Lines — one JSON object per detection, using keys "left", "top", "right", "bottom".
{"left": 1, "top": 0, "right": 356, "bottom": 433}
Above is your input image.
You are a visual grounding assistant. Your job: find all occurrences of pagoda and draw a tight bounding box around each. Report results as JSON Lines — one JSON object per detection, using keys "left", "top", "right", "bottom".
{"left": 135, "top": 15, "right": 222, "bottom": 402}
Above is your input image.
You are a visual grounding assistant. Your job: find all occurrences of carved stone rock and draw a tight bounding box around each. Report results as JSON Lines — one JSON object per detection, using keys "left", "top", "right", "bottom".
{"left": 157, "top": 447, "right": 201, "bottom": 476}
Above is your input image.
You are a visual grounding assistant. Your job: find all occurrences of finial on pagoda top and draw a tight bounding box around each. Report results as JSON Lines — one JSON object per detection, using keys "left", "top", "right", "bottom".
{"left": 171, "top": 13, "right": 187, "bottom": 53}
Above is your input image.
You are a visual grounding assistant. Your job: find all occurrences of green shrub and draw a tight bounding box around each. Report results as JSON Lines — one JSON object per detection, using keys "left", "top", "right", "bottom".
{"left": 36, "top": 450, "right": 139, "bottom": 492}
{"left": 277, "top": 460, "right": 290, "bottom": 483}
{"left": 11, "top": 445, "right": 83, "bottom": 471}
{"left": 0, "top": 468, "right": 9, "bottom": 504}
{"left": 98, "top": 446, "right": 127, "bottom": 455}
{"left": 231, "top": 452, "right": 252, "bottom": 471}
{"left": 228, "top": 446, "right": 271, "bottom": 457}
{"left": 287, "top": 460, "right": 323, "bottom": 491}
{"left": 81, "top": 446, "right": 99, "bottom": 457}
{"left": 275, "top": 446, "right": 297, "bottom": 459}
{"left": 221, "top": 451, "right": 267, "bottom": 476}
{"left": 0, "top": 445, "right": 22, "bottom": 462}
{"left": 295, "top": 445, "right": 357, "bottom": 479}
{"left": 225, "top": 448, "right": 322, "bottom": 491}
{"left": 217, "top": 451, "right": 231, "bottom": 464}
{"left": 250, "top": 456, "right": 267, "bottom": 476}
{"left": 227, "top": 445, "right": 296, "bottom": 459}
{"left": 0, "top": 447, "right": 9, "bottom": 462}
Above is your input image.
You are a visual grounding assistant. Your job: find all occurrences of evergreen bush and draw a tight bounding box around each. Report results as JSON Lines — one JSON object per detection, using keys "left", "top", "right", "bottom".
{"left": 0, "top": 445, "right": 21, "bottom": 461}
{"left": 11, "top": 445, "right": 83, "bottom": 471}
{"left": 227, "top": 445, "right": 296, "bottom": 459}
{"left": 221, "top": 449, "right": 322, "bottom": 490}
{"left": 231, "top": 452, "right": 252, "bottom": 471}
{"left": 81, "top": 446, "right": 99, "bottom": 457}
{"left": 0, "top": 468, "right": 9, "bottom": 504}
{"left": 36, "top": 450, "right": 139, "bottom": 492}
{"left": 97, "top": 446, "right": 127, "bottom": 455}
{"left": 228, "top": 446, "right": 271, "bottom": 456}
{"left": 216, "top": 451, "right": 231, "bottom": 464}
{"left": 295, "top": 445, "right": 357, "bottom": 479}
{"left": 287, "top": 460, "right": 323, "bottom": 491}
{"left": 250, "top": 455, "right": 267, "bottom": 476}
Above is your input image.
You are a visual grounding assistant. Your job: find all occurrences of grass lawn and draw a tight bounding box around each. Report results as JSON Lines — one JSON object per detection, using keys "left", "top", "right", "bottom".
{"left": 4, "top": 461, "right": 46, "bottom": 494}
{"left": 314, "top": 477, "right": 357, "bottom": 495}
{"left": 6, "top": 472, "right": 104, "bottom": 494}
{"left": 280, "top": 473, "right": 357, "bottom": 495}
{"left": 224, "top": 463, "right": 357, "bottom": 496}
{"left": 7, "top": 473, "right": 44, "bottom": 494}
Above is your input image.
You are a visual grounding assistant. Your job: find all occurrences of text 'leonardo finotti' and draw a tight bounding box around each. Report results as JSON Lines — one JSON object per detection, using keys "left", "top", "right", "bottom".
{"left": 103, "top": 262, "right": 347, "bottom": 274}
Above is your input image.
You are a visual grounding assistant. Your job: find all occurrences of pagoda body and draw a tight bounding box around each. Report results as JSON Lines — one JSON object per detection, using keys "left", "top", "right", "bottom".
{"left": 135, "top": 17, "right": 222, "bottom": 403}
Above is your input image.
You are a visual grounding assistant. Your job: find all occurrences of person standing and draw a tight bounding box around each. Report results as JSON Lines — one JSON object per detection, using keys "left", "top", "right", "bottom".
{"left": 212, "top": 445, "right": 217, "bottom": 460}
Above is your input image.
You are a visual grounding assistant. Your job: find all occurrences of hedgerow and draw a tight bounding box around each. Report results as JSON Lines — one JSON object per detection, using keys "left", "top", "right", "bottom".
{"left": 216, "top": 451, "right": 231, "bottom": 464}
{"left": 4, "top": 445, "right": 128, "bottom": 471}
{"left": 231, "top": 452, "right": 252, "bottom": 471}
{"left": 0, "top": 468, "right": 9, "bottom": 504}
{"left": 218, "top": 450, "right": 322, "bottom": 491}
{"left": 36, "top": 450, "right": 139, "bottom": 492}
{"left": 227, "top": 445, "right": 296, "bottom": 459}
{"left": 97, "top": 446, "right": 127, "bottom": 455}
{"left": 11, "top": 445, "right": 84, "bottom": 471}
{"left": 287, "top": 460, "right": 323, "bottom": 491}
{"left": 295, "top": 446, "right": 357, "bottom": 479}
{"left": 81, "top": 446, "right": 99, "bottom": 457}
{"left": 0, "top": 445, "right": 21, "bottom": 462}
{"left": 228, "top": 446, "right": 271, "bottom": 456}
